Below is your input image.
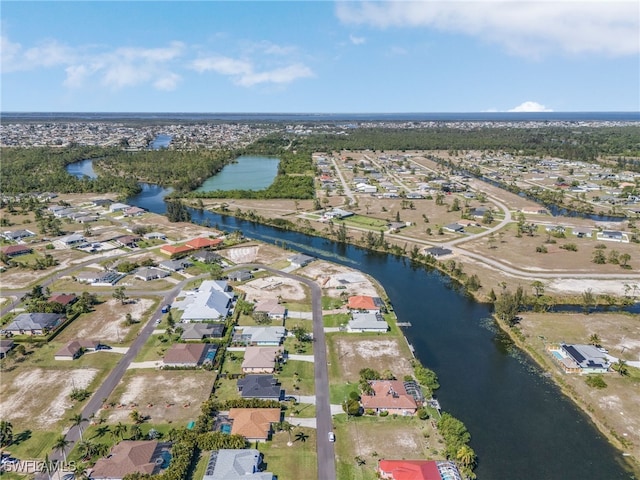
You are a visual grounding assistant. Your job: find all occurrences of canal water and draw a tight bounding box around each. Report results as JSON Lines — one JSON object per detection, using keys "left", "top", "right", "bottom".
{"left": 124, "top": 184, "right": 633, "bottom": 479}
{"left": 195, "top": 155, "right": 279, "bottom": 192}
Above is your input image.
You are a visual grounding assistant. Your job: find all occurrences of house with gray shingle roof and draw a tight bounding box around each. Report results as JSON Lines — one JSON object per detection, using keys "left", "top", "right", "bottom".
{"left": 4, "top": 313, "right": 64, "bottom": 335}
{"left": 203, "top": 449, "right": 273, "bottom": 480}
{"left": 233, "top": 326, "right": 286, "bottom": 346}
{"left": 237, "top": 375, "right": 283, "bottom": 400}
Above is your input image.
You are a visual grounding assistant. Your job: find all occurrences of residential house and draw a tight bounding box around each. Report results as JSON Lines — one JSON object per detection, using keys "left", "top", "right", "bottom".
{"left": 361, "top": 380, "right": 418, "bottom": 416}
{"left": 572, "top": 227, "right": 594, "bottom": 238}
{"left": 109, "top": 202, "right": 130, "bottom": 213}
{"left": 54, "top": 341, "right": 84, "bottom": 360}
{"left": 179, "top": 322, "right": 225, "bottom": 341}
{"left": 469, "top": 207, "right": 489, "bottom": 218}
{"left": 192, "top": 251, "right": 220, "bottom": 263}
{"left": 75, "top": 271, "right": 124, "bottom": 286}
{"left": 423, "top": 247, "right": 452, "bottom": 258}
{"left": 378, "top": 459, "right": 463, "bottom": 480}
{"left": 185, "top": 237, "right": 222, "bottom": 250}
{"left": 134, "top": 267, "right": 170, "bottom": 282}
{"left": 90, "top": 441, "right": 169, "bottom": 480}
{"left": 113, "top": 235, "right": 140, "bottom": 248}
{"left": 548, "top": 343, "right": 611, "bottom": 375}
{"left": 287, "top": 253, "right": 315, "bottom": 268}
{"left": 180, "top": 280, "right": 234, "bottom": 322}
{"left": 160, "top": 244, "right": 194, "bottom": 257}
{"left": 228, "top": 269, "right": 254, "bottom": 282}
{"left": 347, "top": 295, "right": 382, "bottom": 313}
{"left": 159, "top": 259, "right": 192, "bottom": 272}
{"left": 234, "top": 326, "right": 286, "bottom": 346}
{"left": 0, "top": 339, "right": 15, "bottom": 358}
{"left": 123, "top": 206, "right": 146, "bottom": 217}
{"left": 144, "top": 232, "right": 166, "bottom": 241}
{"left": 0, "top": 245, "right": 33, "bottom": 257}
{"left": 55, "top": 233, "right": 87, "bottom": 248}
{"left": 347, "top": 312, "right": 389, "bottom": 333}
{"left": 443, "top": 223, "right": 464, "bottom": 233}
{"left": 202, "top": 449, "right": 274, "bottom": 480}
{"left": 237, "top": 375, "right": 283, "bottom": 400}
{"left": 253, "top": 299, "right": 287, "bottom": 320}
{"left": 162, "top": 343, "right": 217, "bottom": 368}
{"left": 228, "top": 408, "right": 282, "bottom": 442}
{"left": 92, "top": 199, "right": 113, "bottom": 208}
{"left": 241, "top": 347, "right": 282, "bottom": 374}
{"left": 4, "top": 313, "right": 64, "bottom": 335}
{"left": 596, "top": 230, "right": 629, "bottom": 243}
{"left": 48, "top": 293, "right": 77, "bottom": 308}
{"left": 1, "top": 229, "right": 35, "bottom": 242}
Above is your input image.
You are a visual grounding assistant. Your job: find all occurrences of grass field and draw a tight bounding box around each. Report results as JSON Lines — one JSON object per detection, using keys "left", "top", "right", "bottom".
{"left": 323, "top": 313, "right": 349, "bottom": 328}
{"left": 258, "top": 428, "right": 317, "bottom": 479}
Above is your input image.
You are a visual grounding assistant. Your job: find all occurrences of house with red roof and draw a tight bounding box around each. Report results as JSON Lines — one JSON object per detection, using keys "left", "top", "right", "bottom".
{"left": 347, "top": 295, "right": 381, "bottom": 313}
{"left": 185, "top": 236, "right": 222, "bottom": 250}
{"left": 159, "top": 244, "right": 195, "bottom": 257}
{"left": 361, "top": 380, "right": 418, "bottom": 416}
{"left": 48, "top": 293, "right": 77, "bottom": 307}
{"left": 378, "top": 459, "right": 462, "bottom": 480}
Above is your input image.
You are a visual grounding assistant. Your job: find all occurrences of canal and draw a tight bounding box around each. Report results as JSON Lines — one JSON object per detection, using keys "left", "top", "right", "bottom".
{"left": 124, "top": 184, "right": 633, "bottom": 479}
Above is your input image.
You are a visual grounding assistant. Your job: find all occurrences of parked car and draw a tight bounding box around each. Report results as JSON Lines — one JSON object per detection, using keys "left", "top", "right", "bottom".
{"left": 161, "top": 304, "right": 171, "bottom": 313}
{"left": 328, "top": 432, "right": 335, "bottom": 442}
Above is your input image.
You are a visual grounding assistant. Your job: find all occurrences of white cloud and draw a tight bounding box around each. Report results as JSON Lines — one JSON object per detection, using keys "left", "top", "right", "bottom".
{"left": 1, "top": 36, "right": 76, "bottom": 72}
{"left": 508, "top": 101, "right": 553, "bottom": 112}
{"left": 349, "top": 34, "right": 366, "bottom": 45}
{"left": 335, "top": 0, "right": 640, "bottom": 57}
{"left": 191, "top": 55, "right": 314, "bottom": 87}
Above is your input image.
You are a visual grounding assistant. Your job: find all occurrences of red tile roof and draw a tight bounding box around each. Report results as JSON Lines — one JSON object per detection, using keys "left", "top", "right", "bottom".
{"left": 91, "top": 441, "right": 159, "bottom": 479}
{"left": 185, "top": 237, "right": 222, "bottom": 249}
{"left": 49, "top": 293, "right": 77, "bottom": 306}
{"left": 1, "top": 245, "right": 32, "bottom": 256}
{"left": 378, "top": 460, "right": 442, "bottom": 480}
{"left": 347, "top": 295, "right": 378, "bottom": 311}
{"left": 160, "top": 244, "right": 194, "bottom": 256}
{"left": 361, "top": 380, "right": 418, "bottom": 412}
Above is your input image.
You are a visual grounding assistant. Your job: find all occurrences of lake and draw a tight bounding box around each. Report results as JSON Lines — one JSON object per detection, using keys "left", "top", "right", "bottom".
{"left": 196, "top": 155, "right": 279, "bottom": 192}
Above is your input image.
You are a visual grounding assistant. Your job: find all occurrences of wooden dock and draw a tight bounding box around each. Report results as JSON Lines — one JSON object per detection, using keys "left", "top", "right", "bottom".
{"left": 396, "top": 322, "right": 412, "bottom": 327}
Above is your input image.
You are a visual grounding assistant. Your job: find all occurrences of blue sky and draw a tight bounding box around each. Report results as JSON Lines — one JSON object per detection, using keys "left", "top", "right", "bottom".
{"left": 2, "top": 1, "right": 639, "bottom": 113}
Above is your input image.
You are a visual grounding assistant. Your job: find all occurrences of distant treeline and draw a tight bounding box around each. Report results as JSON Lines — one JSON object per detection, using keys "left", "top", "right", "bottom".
{"left": 290, "top": 125, "right": 640, "bottom": 163}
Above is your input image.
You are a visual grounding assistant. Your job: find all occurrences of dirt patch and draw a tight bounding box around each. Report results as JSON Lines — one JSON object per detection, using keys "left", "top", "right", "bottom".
{"left": 0, "top": 368, "right": 97, "bottom": 429}
{"left": 301, "top": 261, "right": 380, "bottom": 298}
{"left": 104, "top": 370, "right": 214, "bottom": 424}
{"left": 58, "top": 298, "right": 154, "bottom": 344}
{"left": 237, "top": 276, "right": 308, "bottom": 302}
{"left": 222, "top": 246, "right": 260, "bottom": 264}
{"left": 332, "top": 337, "right": 413, "bottom": 382}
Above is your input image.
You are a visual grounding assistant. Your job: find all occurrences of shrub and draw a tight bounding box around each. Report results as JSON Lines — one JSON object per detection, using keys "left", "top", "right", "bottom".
{"left": 379, "top": 411, "right": 389, "bottom": 417}
{"left": 536, "top": 245, "right": 548, "bottom": 253}
{"left": 585, "top": 375, "right": 607, "bottom": 389}
{"left": 560, "top": 243, "right": 578, "bottom": 252}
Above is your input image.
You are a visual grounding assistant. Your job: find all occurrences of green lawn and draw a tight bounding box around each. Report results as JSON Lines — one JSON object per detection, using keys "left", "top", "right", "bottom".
{"left": 278, "top": 360, "right": 314, "bottom": 396}
{"left": 321, "top": 296, "right": 344, "bottom": 310}
{"left": 283, "top": 336, "right": 313, "bottom": 355}
{"left": 323, "top": 313, "right": 349, "bottom": 328}
{"left": 258, "top": 428, "right": 317, "bottom": 480}
{"left": 329, "top": 382, "right": 360, "bottom": 405}
{"left": 281, "top": 302, "right": 311, "bottom": 312}
{"left": 189, "top": 449, "right": 212, "bottom": 480}
{"left": 134, "top": 333, "right": 178, "bottom": 362}
{"left": 219, "top": 351, "right": 245, "bottom": 375}
{"left": 2, "top": 430, "right": 58, "bottom": 461}
{"left": 338, "top": 215, "right": 388, "bottom": 229}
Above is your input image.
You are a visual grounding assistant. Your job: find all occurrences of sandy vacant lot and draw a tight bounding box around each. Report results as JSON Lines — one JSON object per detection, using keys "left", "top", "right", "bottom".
{"left": 238, "top": 275, "right": 308, "bottom": 302}
{"left": 0, "top": 368, "right": 97, "bottom": 429}
{"left": 331, "top": 337, "right": 413, "bottom": 382}
{"left": 57, "top": 298, "right": 154, "bottom": 344}
{"left": 302, "top": 261, "right": 380, "bottom": 298}
{"left": 104, "top": 370, "right": 215, "bottom": 424}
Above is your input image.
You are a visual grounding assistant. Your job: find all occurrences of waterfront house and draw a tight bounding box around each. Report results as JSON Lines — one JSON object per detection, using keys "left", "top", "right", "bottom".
{"left": 202, "top": 449, "right": 273, "bottom": 480}
{"left": 548, "top": 343, "right": 611, "bottom": 375}
{"left": 237, "top": 375, "right": 283, "bottom": 400}
{"left": 185, "top": 236, "right": 223, "bottom": 250}
{"left": 109, "top": 202, "right": 130, "bottom": 213}
{"left": 378, "top": 459, "right": 463, "bottom": 480}
{"left": 159, "top": 244, "right": 194, "bottom": 257}
{"left": 287, "top": 253, "right": 315, "bottom": 268}
{"left": 423, "top": 247, "right": 452, "bottom": 258}
{"left": 347, "top": 295, "right": 382, "bottom": 313}
{"left": 241, "top": 347, "right": 282, "bottom": 374}
{"left": 227, "top": 408, "right": 282, "bottom": 442}
{"left": 4, "top": 313, "right": 64, "bottom": 336}
{"left": 347, "top": 312, "right": 389, "bottom": 333}
{"left": 360, "top": 380, "right": 418, "bottom": 415}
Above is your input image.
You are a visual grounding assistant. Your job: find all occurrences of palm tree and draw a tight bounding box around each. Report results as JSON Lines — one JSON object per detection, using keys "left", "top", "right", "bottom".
{"left": 615, "top": 359, "right": 629, "bottom": 376}
{"left": 52, "top": 435, "right": 70, "bottom": 462}
{"left": 129, "top": 424, "right": 143, "bottom": 440}
{"left": 588, "top": 333, "right": 601, "bottom": 347}
{"left": 112, "top": 422, "right": 127, "bottom": 441}
{"left": 94, "top": 425, "right": 110, "bottom": 438}
{"left": 73, "top": 463, "right": 90, "bottom": 480}
{"left": 76, "top": 440, "right": 95, "bottom": 461}
{"left": 69, "top": 413, "right": 88, "bottom": 441}
{"left": 294, "top": 431, "right": 309, "bottom": 443}
{"left": 456, "top": 445, "right": 477, "bottom": 468}
{"left": 278, "top": 421, "right": 294, "bottom": 446}
{"left": 0, "top": 420, "right": 13, "bottom": 447}
{"left": 42, "top": 453, "right": 54, "bottom": 480}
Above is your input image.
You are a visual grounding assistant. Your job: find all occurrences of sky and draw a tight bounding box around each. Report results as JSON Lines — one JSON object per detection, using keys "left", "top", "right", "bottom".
{"left": 1, "top": 1, "right": 639, "bottom": 113}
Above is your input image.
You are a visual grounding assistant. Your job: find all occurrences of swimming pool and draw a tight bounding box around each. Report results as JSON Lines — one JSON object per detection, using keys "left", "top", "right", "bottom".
{"left": 551, "top": 350, "right": 565, "bottom": 360}
{"left": 221, "top": 424, "right": 231, "bottom": 434}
